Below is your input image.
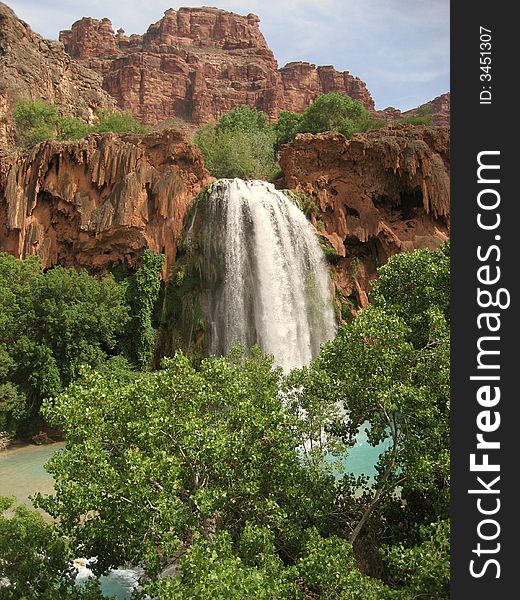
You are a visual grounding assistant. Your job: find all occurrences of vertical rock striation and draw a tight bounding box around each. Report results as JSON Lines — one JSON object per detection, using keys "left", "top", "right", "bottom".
{"left": 0, "top": 2, "right": 116, "bottom": 149}
{"left": 59, "top": 7, "right": 375, "bottom": 127}
{"left": 0, "top": 130, "right": 211, "bottom": 271}
{"left": 279, "top": 125, "right": 450, "bottom": 309}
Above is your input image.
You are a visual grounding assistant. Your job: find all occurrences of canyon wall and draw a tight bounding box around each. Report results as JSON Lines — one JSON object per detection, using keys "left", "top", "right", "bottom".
{"left": 59, "top": 8, "right": 375, "bottom": 127}
{"left": 279, "top": 125, "right": 450, "bottom": 308}
{"left": 0, "top": 129, "right": 211, "bottom": 272}
{"left": 0, "top": 2, "right": 116, "bottom": 149}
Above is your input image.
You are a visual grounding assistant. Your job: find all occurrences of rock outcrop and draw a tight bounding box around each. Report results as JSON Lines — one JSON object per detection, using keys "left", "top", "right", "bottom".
{"left": 0, "top": 2, "right": 116, "bottom": 149}
{"left": 402, "top": 92, "right": 450, "bottom": 126}
{"left": 377, "top": 93, "right": 450, "bottom": 127}
{"left": 59, "top": 8, "right": 375, "bottom": 127}
{"left": 280, "top": 125, "right": 450, "bottom": 309}
{"left": 0, "top": 129, "right": 211, "bottom": 272}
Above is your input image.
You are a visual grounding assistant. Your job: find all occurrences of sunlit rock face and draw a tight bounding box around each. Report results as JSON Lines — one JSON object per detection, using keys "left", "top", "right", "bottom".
{"left": 0, "top": 129, "right": 211, "bottom": 273}
{"left": 59, "top": 7, "right": 374, "bottom": 129}
{"left": 279, "top": 125, "right": 450, "bottom": 310}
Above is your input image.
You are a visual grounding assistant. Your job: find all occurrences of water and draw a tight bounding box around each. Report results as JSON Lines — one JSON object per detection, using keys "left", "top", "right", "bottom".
{"left": 0, "top": 444, "right": 138, "bottom": 599}
{"left": 335, "top": 426, "right": 390, "bottom": 479}
{"left": 0, "top": 443, "right": 63, "bottom": 509}
{"left": 196, "top": 179, "right": 336, "bottom": 372}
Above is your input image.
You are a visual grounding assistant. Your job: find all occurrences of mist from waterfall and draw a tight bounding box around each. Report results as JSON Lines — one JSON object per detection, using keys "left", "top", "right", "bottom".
{"left": 194, "top": 178, "right": 336, "bottom": 371}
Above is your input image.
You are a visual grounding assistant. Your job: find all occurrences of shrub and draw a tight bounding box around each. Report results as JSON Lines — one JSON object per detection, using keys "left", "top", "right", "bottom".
{"left": 14, "top": 99, "right": 59, "bottom": 146}
{"left": 215, "top": 105, "right": 270, "bottom": 134}
{"left": 94, "top": 109, "right": 150, "bottom": 135}
{"left": 57, "top": 115, "right": 91, "bottom": 141}
{"left": 13, "top": 100, "right": 150, "bottom": 148}
{"left": 195, "top": 114, "right": 279, "bottom": 180}
{"left": 274, "top": 93, "right": 388, "bottom": 147}
{"left": 274, "top": 111, "right": 303, "bottom": 146}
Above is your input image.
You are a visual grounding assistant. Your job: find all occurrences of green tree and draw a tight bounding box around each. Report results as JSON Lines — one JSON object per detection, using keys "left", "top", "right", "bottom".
{"left": 314, "top": 244, "right": 450, "bottom": 545}
{"left": 146, "top": 529, "right": 300, "bottom": 599}
{"left": 0, "top": 497, "right": 106, "bottom": 599}
{"left": 57, "top": 115, "right": 91, "bottom": 141}
{"left": 0, "top": 253, "right": 129, "bottom": 434}
{"left": 93, "top": 110, "right": 150, "bottom": 135}
{"left": 297, "top": 528, "right": 392, "bottom": 599}
{"left": 215, "top": 105, "right": 270, "bottom": 134}
{"left": 36, "top": 349, "right": 337, "bottom": 577}
{"left": 122, "top": 250, "right": 165, "bottom": 369}
{"left": 194, "top": 107, "right": 279, "bottom": 180}
{"left": 274, "top": 111, "right": 303, "bottom": 146}
{"left": 298, "top": 92, "right": 368, "bottom": 138}
{"left": 382, "top": 520, "right": 450, "bottom": 598}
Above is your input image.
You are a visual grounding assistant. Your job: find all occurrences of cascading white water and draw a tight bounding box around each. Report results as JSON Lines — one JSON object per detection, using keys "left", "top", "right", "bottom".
{"left": 196, "top": 178, "right": 336, "bottom": 371}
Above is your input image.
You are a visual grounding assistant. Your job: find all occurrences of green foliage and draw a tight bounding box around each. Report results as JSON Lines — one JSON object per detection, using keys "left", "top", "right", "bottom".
{"left": 13, "top": 100, "right": 149, "bottom": 148}
{"left": 371, "top": 241, "right": 450, "bottom": 347}
{"left": 298, "top": 529, "right": 391, "bottom": 599}
{"left": 0, "top": 253, "right": 129, "bottom": 434}
{"left": 122, "top": 250, "right": 165, "bottom": 369}
{"left": 274, "top": 111, "right": 303, "bottom": 146}
{"left": 383, "top": 520, "right": 450, "bottom": 599}
{"left": 274, "top": 93, "right": 388, "bottom": 147}
{"left": 215, "top": 105, "right": 270, "bottom": 134}
{"left": 398, "top": 105, "right": 433, "bottom": 126}
{"left": 93, "top": 109, "right": 150, "bottom": 135}
{"left": 0, "top": 497, "right": 105, "bottom": 599}
{"left": 57, "top": 116, "right": 91, "bottom": 141}
{"left": 146, "top": 530, "right": 300, "bottom": 599}
{"left": 194, "top": 121, "right": 279, "bottom": 180}
{"left": 299, "top": 93, "right": 367, "bottom": 136}
{"left": 14, "top": 99, "right": 59, "bottom": 147}
{"left": 397, "top": 114, "right": 433, "bottom": 126}
{"left": 314, "top": 244, "right": 450, "bottom": 547}
{"left": 36, "top": 348, "right": 337, "bottom": 576}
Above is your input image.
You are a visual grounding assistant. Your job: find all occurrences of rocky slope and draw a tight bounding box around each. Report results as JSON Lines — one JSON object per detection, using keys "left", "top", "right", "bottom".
{"left": 59, "top": 8, "right": 375, "bottom": 127}
{"left": 378, "top": 93, "right": 450, "bottom": 127}
{"left": 0, "top": 129, "right": 211, "bottom": 272}
{"left": 0, "top": 2, "right": 116, "bottom": 149}
{"left": 280, "top": 125, "right": 450, "bottom": 308}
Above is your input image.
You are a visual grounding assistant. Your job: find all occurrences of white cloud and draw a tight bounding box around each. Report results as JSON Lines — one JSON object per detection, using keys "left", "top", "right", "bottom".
{"left": 7, "top": 0, "right": 449, "bottom": 109}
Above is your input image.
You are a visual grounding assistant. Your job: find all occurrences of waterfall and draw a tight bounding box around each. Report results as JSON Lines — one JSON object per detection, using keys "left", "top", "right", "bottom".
{"left": 193, "top": 178, "right": 336, "bottom": 371}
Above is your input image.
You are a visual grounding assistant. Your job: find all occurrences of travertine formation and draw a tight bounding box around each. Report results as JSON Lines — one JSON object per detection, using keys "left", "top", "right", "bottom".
{"left": 0, "top": 2, "right": 116, "bottom": 149}
{"left": 59, "top": 8, "right": 375, "bottom": 126}
{"left": 0, "top": 130, "right": 211, "bottom": 272}
{"left": 279, "top": 125, "right": 450, "bottom": 308}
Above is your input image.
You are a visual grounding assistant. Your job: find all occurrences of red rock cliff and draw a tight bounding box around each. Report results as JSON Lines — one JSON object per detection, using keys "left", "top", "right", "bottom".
{"left": 0, "top": 129, "right": 211, "bottom": 272}
{"left": 59, "top": 8, "right": 375, "bottom": 127}
{"left": 280, "top": 125, "right": 450, "bottom": 309}
{"left": 0, "top": 2, "right": 116, "bottom": 149}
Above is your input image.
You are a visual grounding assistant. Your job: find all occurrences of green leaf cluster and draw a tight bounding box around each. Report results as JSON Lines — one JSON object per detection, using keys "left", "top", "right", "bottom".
{"left": 194, "top": 106, "right": 279, "bottom": 180}
{"left": 13, "top": 100, "right": 150, "bottom": 148}
{"left": 275, "top": 93, "right": 387, "bottom": 146}
{"left": 0, "top": 253, "right": 129, "bottom": 434}
{"left": 0, "top": 496, "right": 106, "bottom": 599}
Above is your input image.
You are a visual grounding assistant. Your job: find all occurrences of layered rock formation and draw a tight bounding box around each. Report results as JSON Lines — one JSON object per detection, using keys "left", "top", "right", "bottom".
{"left": 403, "top": 92, "right": 450, "bottom": 126}
{"left": 0, "top": 2, "right": 116, "bottom": 149}
{"left": 280, "top": 125, "right": 450, "bottom": 309}
{"left": 378, "top": 93, "right": 451, "bottom": 127}
{"left": 59, "top": 8, "right": 375, "bottom": 127}
{"left": 0, "top": 129, "right": 211, "bottom": 272}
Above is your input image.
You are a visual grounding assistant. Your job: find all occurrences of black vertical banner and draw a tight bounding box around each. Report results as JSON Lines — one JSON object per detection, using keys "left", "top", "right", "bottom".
{"left": 451, "top": 2, "right": 517, "bottom": 598}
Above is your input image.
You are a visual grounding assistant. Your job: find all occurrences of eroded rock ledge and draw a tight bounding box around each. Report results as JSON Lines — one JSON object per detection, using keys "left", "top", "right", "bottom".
{"left": 279, "top": 125, "right": 450, "bottom": 308}
{"left": 0, "top": 129, "right": 211, "bottom": 272}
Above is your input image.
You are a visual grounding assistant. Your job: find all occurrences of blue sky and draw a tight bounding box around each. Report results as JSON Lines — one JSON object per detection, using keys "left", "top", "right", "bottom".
{"left": 8, "top": 0, "right": 449, "bottom": 110}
